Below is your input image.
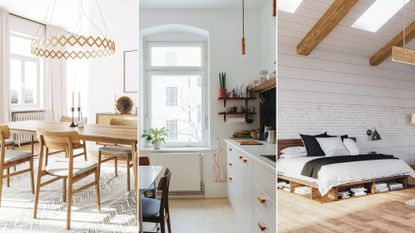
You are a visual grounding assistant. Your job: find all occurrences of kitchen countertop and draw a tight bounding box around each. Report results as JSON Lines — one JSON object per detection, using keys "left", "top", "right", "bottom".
{"left": 224, "top": 139, "right": 276, "bottom": 170}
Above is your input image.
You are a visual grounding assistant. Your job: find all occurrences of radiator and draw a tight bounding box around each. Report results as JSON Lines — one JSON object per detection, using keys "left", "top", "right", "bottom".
{"left": 11, "top": 110, "right": 46, "bottom": 145}
{"left": 148, "top": 152, "right": 203, "bottom": 193}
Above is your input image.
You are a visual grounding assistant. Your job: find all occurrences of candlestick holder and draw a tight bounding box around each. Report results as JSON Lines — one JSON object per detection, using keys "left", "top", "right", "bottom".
{"left": 70, "top": 107, "right": 77, "bottom": 127}
{"left": 77, "top": 107, "right": 81, "bottom": 122}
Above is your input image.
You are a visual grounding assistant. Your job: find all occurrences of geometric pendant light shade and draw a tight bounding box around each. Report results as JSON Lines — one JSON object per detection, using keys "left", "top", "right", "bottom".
{"left": 31, "top": 0, "right": 115, "bottom": 59}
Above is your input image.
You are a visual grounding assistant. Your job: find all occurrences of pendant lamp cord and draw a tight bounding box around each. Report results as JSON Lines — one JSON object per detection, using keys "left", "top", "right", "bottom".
{"left": 242, "top": 0, "right": 245, "bottom": 37}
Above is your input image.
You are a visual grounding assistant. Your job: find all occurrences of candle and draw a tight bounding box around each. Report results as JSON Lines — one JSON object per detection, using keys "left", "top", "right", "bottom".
{"left": 78, "top": 92, "right": 81, "bottom": 108}
{"left": 72, "top": 92, "right": 74, "bottom": 108}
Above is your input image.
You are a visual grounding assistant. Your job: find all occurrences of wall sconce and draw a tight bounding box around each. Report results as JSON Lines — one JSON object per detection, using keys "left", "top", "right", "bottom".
{"left": 367, "top": 129, "right": 381, "bottom": 141}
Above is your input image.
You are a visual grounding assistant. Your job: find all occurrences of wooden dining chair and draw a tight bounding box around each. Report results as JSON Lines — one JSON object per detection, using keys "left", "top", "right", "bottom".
{"left": 142, "top": 168, "right": 172, "bottom": 233}
{"left": 57, "top": 116, "right": 88, "bottom": 161}
{"left": 98, "top": 118, "right": 137, "bottom": 191}
{"left": 34, "top": 130, "right": 100, "bottom": 230}
{"left": 0, "top": 124, "right": 34, "bottom": 206}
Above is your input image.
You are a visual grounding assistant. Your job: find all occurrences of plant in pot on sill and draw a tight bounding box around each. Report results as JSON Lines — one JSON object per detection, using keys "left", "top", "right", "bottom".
{"left": 141, "top": 127, "right": 168, "bottom": 149}
{"left": 219, "top": 72, "right": 227, "bottom": 97}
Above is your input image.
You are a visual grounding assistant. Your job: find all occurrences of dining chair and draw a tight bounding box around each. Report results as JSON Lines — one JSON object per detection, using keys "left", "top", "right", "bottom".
{"left": 49, "top": 116, "right": 88, "bottom": 161}
{"left": 0, "top": 124, "right": 35, "bottom": 206}
{"left": 34, "top": 130, "right": 100, "bottom": 230}
{"left": 98, "top": 118, "right": 137, "bottom": 191}
{"left": 142, "top": 168, "right": 172, "bottom": 233}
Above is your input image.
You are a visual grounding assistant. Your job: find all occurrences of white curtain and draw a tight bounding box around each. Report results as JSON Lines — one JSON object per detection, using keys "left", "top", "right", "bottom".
{"left": 44, "top": 25, "right": 67, "bottom": 121}
{"left": 0, "top": 9, "right": 10, "bottom": 123}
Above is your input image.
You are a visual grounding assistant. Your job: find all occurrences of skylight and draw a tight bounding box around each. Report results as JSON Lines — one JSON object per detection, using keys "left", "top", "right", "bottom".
{"left": 352, "top": 0, "right": 411, "bottom": 33}
{"left": 278, "top": 0, "right": 304, "bottom": 14}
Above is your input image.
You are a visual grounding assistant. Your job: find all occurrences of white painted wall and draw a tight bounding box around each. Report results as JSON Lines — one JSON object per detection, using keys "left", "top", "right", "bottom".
{"left": 81, "top": 0, "right": 138, "bottom": 123}
{"left": 140, "top": 9, "right": 265, "bottom": 197}
{"left": 278, "top": 9, "right": 415, "bottom": 164}
{"left": 260, "top": 0, "right": 276, "bottom": 72}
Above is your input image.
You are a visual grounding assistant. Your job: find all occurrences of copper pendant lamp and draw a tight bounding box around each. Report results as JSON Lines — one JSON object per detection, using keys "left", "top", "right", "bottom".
{"left": 31, "top": 0, "right": 115, "bottom": 59}
{"left": 241, "top": 0, "right": 246, "bottom": 57}
{"left": 391, "top": 0, "right": 415, "bottom": 66}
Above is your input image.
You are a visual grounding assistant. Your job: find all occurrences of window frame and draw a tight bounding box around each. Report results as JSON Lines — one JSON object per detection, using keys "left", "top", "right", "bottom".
{"left": 144, "top": 41, "right": 209, "bottom": 148}
{"left": 9, "top": 33, "right": 42, "bottom": 109}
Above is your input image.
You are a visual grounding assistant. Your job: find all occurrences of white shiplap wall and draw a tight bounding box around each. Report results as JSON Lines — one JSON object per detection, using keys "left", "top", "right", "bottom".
{"left": 278, "top": 0, "right": 415, "bottom": 163}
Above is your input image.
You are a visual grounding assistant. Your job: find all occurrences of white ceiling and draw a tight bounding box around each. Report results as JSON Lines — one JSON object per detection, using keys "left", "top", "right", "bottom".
{"left": 0, "top": 0, "right": 118, "bottom": 30}
{"left": 140, "top": 0, "right": 266, "bottom": 10}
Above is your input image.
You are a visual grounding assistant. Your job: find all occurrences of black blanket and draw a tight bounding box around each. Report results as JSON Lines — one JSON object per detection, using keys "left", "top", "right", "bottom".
{"left": 301, "top": 154, "right": 398, "bottom": 178}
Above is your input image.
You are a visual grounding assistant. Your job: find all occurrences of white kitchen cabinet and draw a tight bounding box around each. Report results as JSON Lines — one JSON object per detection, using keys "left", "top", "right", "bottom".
{"left": 226, "top": 142, "right": 276, "bottom": 233}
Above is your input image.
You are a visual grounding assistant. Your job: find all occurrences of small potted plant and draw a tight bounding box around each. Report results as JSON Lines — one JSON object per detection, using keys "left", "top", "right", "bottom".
{"left": 219, "top": 72, "right": 227, "bottom": 97}
{"left": 141, "top": 127, "right": 168, "bottom": 149}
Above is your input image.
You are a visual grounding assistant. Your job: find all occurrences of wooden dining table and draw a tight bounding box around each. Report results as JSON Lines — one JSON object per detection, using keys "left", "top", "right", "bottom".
{"left": 139, "top": 165, "right": 164, "bottom": 233}
{"left": 7, "top": 120, "right": 140, "bottom": 216}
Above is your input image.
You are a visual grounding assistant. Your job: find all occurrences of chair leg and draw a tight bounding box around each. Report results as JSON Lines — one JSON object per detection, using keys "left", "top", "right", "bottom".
{"left": 83, "top": 141, "right": 87, "bottom": 161}
{"left": 66, "top": 178, "right": 73, "bottom": 230}
{"left": 6, "top": 168, "right": 10, "bottom": 188}
{"left": 45, "top": 148, "right": 49, "bottom": 166}
{"left": 29, "top": 158, "right": 35, "bottom": 194}
{"left": 33, "top": 173, "right": 42, "bottom": 218}
{"left": 126, "top": 155, "right": 131, "bottom": 192}
{"left": 167, "top": 215, "right": 172, "bottom": 233}
{"left": 160, "top": 220, "right": 166, "bottom": 233}
{"left": 94, "top": 168, "right": 101, "bottom": 211}
{"left": 98, "top": 151, "right": 102, "bottom": 179}
{"left": 62, "top": 178, "right": 66, "bottom": 202}
{"left": 114, "top": 157, "right": 118, "bottom": 177}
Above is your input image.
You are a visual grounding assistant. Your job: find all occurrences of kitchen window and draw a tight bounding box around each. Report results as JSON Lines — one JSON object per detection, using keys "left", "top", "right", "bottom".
{"left": 10, "top": 33, "right": 42, "bottom": 108}
{"left": 144, "top": 41, "right": 209, "bottom": 148}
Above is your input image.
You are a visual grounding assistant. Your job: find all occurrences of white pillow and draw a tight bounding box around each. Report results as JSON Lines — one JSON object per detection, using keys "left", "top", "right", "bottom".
{"left": 280, "top": 152, "right": 307, "bottom": 159}
{"left": 343, "top": 138, "right": 359, "bottom": 155}
{"left": 280, "top": 146, "right": 306, "bottom": 154}
{"left": 316, "top": 137, "right": 350, "bottom": 157}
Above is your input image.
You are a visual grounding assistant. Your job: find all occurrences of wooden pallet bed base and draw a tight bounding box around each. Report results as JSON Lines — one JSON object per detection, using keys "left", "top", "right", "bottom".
{"left": 278, "top": 175, "right": 410, "bottom": 203}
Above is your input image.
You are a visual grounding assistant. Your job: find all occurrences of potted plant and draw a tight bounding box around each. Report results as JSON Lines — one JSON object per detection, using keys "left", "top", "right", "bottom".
{"left": 219, "top": 72, "right": 227, "bottom": 97}
{"left": 141, "top": 127, "right": 168, "bottom": 149}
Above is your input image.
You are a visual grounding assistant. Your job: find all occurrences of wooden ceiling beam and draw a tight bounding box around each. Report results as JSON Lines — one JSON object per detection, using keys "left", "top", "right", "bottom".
{"left": 297, "top": 0, "right": 358, "bottom": 56}
{"left": 370, "top": 21, "right": 415, "bottom": 66}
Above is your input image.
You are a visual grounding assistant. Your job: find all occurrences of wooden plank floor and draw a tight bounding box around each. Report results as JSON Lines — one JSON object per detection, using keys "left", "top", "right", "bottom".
{"left": 278, "top": 178, "right": 415, "bottom": 233}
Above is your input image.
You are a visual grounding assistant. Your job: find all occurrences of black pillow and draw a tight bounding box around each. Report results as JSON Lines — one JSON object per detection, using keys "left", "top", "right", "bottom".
{"left": 300, "top": 132, "right": 331, "bottom": 157}
{"left": 327, "top": 134, "right": 349, "bottom": 141}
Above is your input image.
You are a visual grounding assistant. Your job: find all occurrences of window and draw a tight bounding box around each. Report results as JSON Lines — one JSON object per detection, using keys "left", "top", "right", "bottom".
{"left": 10, "top": 33, "right": 42, "bottom": 108}
{"left": 166, "top": 120, "right": 178, "bottom": 140}
{"left": 144, "top": 42, "right": 208, "bottom": 148}
{"left": 166, "top": 87, "right": 178, "bottom": 106}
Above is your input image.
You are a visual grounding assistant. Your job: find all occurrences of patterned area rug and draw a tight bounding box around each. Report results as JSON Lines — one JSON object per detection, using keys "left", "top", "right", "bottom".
{"left": 0, "top": 163, "right": 138, "bottom": 233}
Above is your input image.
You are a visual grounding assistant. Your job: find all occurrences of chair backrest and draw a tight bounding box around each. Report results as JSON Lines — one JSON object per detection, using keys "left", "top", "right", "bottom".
{"left": 139, "top": 156, "right": 150, "bottom": 166}
{"left": 60, "top": 116, "right": 88, "bottom": 124}
{"left": 110, "top": 118, "right": 137, "bottom": 127}
{"left": 37, "top": 130, "right": 80, "bottom": 151}
{"left": 157, "top": 168, "right": 171, "bottom": 217}
{"left": 0, "top": 124, "right": 11, "bottom": 141}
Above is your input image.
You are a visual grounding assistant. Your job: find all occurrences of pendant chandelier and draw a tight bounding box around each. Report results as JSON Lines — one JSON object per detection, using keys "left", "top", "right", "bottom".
{"left": 391, "top": 0, "right": 415, "bottom": 66}
{"left": 31, "top": 0, "right": 115, "bottom": 59}
{"left": 241, "top": 0, "right": 246, "bottom": 58}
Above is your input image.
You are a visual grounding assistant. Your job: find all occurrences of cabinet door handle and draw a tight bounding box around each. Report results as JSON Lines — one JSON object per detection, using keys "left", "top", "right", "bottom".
{"left": 228, "top": 177, "right": 233, "bottom": 181}
{"left": 242, "top": 158, "right": 248, "bottom": 163}
{"left": 257, "top": 222, "right": 267, "bottom": 232}
{"left": 257, "top": 195, "right": 267, "bottom": 204}
{"left": 229, "top": 148, "right": 232, "bottom": 151}
{"left": 228, "top": 162, "right": 232, "bottom": 166}
{"left": 239, "top": 155, "right": 243, "bottom": 160}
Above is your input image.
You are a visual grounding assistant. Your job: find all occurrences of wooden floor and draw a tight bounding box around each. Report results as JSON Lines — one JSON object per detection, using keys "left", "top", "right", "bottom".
{"left": 279, "top": 178, "right": 415, "bottom": 233}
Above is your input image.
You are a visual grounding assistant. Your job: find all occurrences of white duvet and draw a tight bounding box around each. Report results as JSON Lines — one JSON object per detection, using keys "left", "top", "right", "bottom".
{"left": 278, "top": 156, "right": 415, "bottom": 195}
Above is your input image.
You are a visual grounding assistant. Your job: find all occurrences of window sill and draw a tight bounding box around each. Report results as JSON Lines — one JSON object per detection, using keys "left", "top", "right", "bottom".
{"left": 140, "top": 147, "right": 211, "bottom": 153}
{"left": 11, "top": 108, "right": 46, "bottom": 113}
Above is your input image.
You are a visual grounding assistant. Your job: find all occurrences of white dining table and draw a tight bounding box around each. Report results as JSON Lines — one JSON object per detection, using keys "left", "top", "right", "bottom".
{"left": 139, "top": 165, "right": 164, "bottom": 233}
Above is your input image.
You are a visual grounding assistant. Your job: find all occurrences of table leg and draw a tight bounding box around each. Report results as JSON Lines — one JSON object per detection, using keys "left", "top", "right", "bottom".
{"left": 131, "top": 142, "right": 139, "bottom": 225}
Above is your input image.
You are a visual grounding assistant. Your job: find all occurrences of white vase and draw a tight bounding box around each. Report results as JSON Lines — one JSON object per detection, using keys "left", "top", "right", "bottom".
{"left": 153, "top": 141, "right": 161, "bottom": 149}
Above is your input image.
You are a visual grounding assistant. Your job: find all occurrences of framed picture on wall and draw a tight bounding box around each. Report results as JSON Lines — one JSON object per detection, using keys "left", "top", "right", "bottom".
{"left": 123, "top": 50, "right": 138, "bottom": 93}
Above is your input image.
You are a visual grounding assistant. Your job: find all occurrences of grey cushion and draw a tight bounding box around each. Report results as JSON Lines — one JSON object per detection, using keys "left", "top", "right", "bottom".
{"left": 45, "top": 158, "right": 97, "bottom": 177}
{"left": 142, "top": 197, "right": 160, "bottom": 218}
{"left": 4, "top": 150, "right": 31, "bottom": 163}
{"left": 98, "top": 146, "right": 132, "bottom": 155}
{"left": 1, "top": 139, "right": 14, "bottom": 146}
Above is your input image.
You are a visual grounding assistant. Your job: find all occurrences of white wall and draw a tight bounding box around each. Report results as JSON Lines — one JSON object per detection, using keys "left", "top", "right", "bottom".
{"left": 278, "top": 11, "right": 415, "bottom": 164}
{"left": 83, "top": 0, "right": 138, "bottom": 123}
{"left": 140, "top": 9, "right": 263, "bottom": 197}
{"left": 260, "top": 0, "right": 276, "bottom": 72}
